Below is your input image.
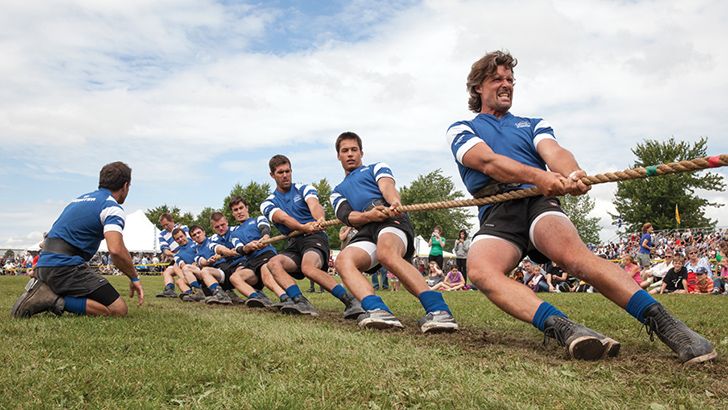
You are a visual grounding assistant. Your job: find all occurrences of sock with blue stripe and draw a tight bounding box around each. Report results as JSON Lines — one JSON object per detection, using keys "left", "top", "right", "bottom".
{"left": 361, "top": 295, "right": 391, "bottom": 313}
{"left": 190, "top": 281, "right": 201, "bottom": 288}
{"left": 165, "top": 283, "right": 174, "bottom": 291}
{"left": 249, "top": 291, "right": 263, "bottom": 299}
{"left": 532, "top": 302, "right": 567, "bottom": 331}
{"left": 626, "top": 289, "right": 658, "bottom": 323}
{"left": 279, "top": 294, "right": 290, "bottom": 302}
{"left": 209, "top": 283, "right": 219, "bottom": 291}
{"left": 286, "top": 284, "right": 303, "bottom": 299}
{"left": 418, "top": 290, "right": 451, "bottom": 314}
{"left": 63, "top": 296, "right": 87, "bottom": 315}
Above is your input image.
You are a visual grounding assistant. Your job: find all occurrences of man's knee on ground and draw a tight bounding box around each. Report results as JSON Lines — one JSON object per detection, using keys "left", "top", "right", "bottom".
{"left": 107, "top": 298, "right": 128, "bottom": 317}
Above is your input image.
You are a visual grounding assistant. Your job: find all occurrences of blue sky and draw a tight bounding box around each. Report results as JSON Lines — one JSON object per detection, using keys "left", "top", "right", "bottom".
{"left": 1, "top": 0, "right": 727, "bottom": 249}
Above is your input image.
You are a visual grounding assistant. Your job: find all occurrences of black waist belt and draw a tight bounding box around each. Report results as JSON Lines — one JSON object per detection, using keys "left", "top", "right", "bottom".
{"left": 43, "top": 237, "right": 92, "bottom": 260}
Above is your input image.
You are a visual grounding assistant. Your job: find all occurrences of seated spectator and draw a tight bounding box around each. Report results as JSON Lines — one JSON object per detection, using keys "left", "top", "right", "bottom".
{"left": 544, "top": 261, "right": 573, "bottom": 292}
{"left": 654, "top": 255, "right": 688, "bottom": 294}
{"left": 684, "top": 246, "right": 712, "bottom": 293}
{"left": 713, "top": 240, "right": 728, "bottom": 294}
{"left": 692, "top": 266, "right": 714, "bottom": 294}
{"left": 621, "top": 254, "right": 642, "bottom": 286}
{"left": 641, "top": 250, "right": 674, "bottom": 291}
{"left": 524, "top": 262, "right": 549, "bottom": 293}
{"left": 432, "top": 265, "right": 466, "bottom": 291}
{"left": 425, "top": 261, "right": 444, "bottom": 288}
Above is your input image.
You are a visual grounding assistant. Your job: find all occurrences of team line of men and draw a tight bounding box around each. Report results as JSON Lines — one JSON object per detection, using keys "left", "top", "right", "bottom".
{"left": 12, "top": 50, "right": 717, "bottom": 364}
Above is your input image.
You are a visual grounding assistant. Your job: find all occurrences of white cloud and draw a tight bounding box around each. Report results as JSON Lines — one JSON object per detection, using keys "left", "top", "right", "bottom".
{"left": 1, "top": 0, "right": 727, "bottom": 245}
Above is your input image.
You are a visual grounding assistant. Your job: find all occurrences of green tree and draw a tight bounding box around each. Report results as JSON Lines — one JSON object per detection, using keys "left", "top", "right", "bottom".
{"left": 312, "top": 177, "right": 342, "bottom": 249}
{"left": 3, "top": 249, "right": 14, "bottom": 260}
{"left": 222, "top": 181, "right": 272, "bottom": 222}
{"left": 145, "top": 205, "right": 194, "bottom": 230}
{"left": 558, "top": 194, "right": 601, "bottom": 245}
{"left": 612, "top": 137, "right": 725, "bottom": 231}
{"left": 399, "top": 169, "right": 473, "bottom": 241}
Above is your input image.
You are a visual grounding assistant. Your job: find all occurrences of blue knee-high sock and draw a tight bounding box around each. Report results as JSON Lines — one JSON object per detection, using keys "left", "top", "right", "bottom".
{"left": 286, "top": 284, "right": 303, "bottom": 299}
{"left": 165, "top": 283, "right": 175, "bottom": 290}
{"left": 64, "top": 296, "right": 87, "bottom": 315}
{"left": 418, "top": 290, "right": 451, "bottom": 314}
{"left": 532, "top": 302, "right": 567, "bottom": 331}
{"left": 626, "top": 290, "right": 658, "bottom": 323}
{"left": 249, "top": 291, "right": 263, "bottom": 299}
{"left": 330, "top": 284, "right": 347, "bottom": 302}
{"left": 190, "top": 281, "right": 201, "bottom": 289}
{"left": 361, "top": 295, "right": 391, "bottom": 313}
{"left": 209, "top": 283, "right": 219, "bottom": 291}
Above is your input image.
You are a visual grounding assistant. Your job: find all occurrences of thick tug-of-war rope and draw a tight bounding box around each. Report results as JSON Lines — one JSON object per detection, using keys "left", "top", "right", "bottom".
{"left": 261, "top": 154, "right": 728, "bottom": 246}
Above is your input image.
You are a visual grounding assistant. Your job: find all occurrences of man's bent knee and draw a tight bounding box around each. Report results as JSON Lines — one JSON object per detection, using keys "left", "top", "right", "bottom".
{"left": 107, "top": 298, "right": 128, "bottom": 317}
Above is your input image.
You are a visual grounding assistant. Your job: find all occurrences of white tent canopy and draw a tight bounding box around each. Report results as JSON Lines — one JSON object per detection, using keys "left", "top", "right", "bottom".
{"left": 413, "top": 235, "right": 456, "bottom": 258}
{"left": 98, "top": 209, "right": 160, "bottom": 253}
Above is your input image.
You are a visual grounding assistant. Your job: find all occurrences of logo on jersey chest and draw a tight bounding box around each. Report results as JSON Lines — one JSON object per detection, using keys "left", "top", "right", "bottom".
{"left": 515, "top": 121, "right": 530, "bottom": 128}
{"left": 293, "top": 194, "right": 302, "bottom": 203}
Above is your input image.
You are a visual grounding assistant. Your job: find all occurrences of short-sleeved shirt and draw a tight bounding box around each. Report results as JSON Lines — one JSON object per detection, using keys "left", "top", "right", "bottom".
{"left": 685, "top": 258, "right": 713, "bottom": 279}
{"left": 230, "top": 216, "right": 276, "bottom": 259}
{"left": 38, "top": 188, "right": 125, "bottom": 267}
{"left": 639, "top": 233, "right": 653, "bottom": 255}
{"left": 159, "top": 224, "right": 190, "bottom": 253}
{"left": 446, "top": 113, "right": 554, "bottom": 218}
{"left": 209, "top": 226, "right": 246, "bottom": 266}
{"left": 664, "top": 267, "right": 688, "bottom": 291}
{"left": 173, "top": 241, "right": 197, "bottom": 266}
{"left": 195, "top": 238, "right": 222, "bottom": 267}
{"left": 261, "top": 183, "right": 319, "bottom": 235}
{"left": 330, "top": 163, "right": 395, "bottom": 215}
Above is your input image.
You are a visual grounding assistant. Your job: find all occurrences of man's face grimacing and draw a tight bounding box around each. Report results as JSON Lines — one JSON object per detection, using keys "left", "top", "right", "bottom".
{"left": 190, "top": 228, "right": 206, "bottom": 245}
{"left": 272, "top": 163, "right": 292, "bottom": 191}
{"left": 173, "top": 231, "right": 188, "bottom": 247}
{"left": 212, "top": 217, "right": 229, "bottom": 235}
{"left": 337, "top": 138, "right": 363, "bottom": 172}
{"left": 477, "top": 65, "right": 514, "bottom": 116}
{"left": 231, "top": 202, "right": 249, "bottom": 222}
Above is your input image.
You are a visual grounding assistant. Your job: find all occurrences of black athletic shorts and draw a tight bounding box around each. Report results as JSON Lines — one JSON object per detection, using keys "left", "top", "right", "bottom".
{"left": 350, "top": 214, "right": 416, "bottom": 272}
{"left": 87, "top": 283, "right": 121, "bottom": 306}
{"left": 37, "top": 264, "right": 111, "bottom": 298}
{"left": 474, "top": 196, "right": 566, "bottom": 264}
{"left": 240, "top": 250, "right": 276, "bottom": 290}
{"left": 215, "top": 259, "right": 244, "bottom": 290}
{"left": 280, "top": 232, "right": 330, "bottom": 279}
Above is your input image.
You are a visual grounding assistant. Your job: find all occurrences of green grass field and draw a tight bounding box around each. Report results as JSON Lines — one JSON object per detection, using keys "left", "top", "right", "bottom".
{"left": 1, "top": 275, "right": 726, "bottom": 409}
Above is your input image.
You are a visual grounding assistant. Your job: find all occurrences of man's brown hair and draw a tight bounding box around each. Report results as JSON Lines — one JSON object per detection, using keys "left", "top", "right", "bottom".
{"left": 335, "top": 131, "right": 362, "bottom": 153}
{"left": 269, "top": 154, "right": 291, "bottom": 172}
{"left": 98, "top": 161, "right": 132, "bottom": 191}
{"left": 466, "top": 50, "right": 518, "bottom": 113}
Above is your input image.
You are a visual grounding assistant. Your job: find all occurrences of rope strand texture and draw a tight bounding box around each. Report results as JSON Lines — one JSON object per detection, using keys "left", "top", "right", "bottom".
{"left": 261, "top": 154, "right": 727, "bottom": 245}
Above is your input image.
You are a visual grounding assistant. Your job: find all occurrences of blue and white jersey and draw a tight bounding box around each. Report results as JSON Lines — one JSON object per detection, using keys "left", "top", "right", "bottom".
{"left": 260, "top": 183, "right": 319, "bottom": 235}
{"left": 159, "top": 224, "right": 190, "bottom": 253}
{"left": 38, "top": 188, "right": 125, "bottom": 267}
{"left": 208, "top": 225, "right": 246, "bottom": 266}
{"left": 447, "top": 113, "right": 554, "bottom": 217}
{"left": 173, "top": 241, "right": 197, "bottom": 266}
{"left": 195, "top": 238, "right": 223, "bottom": 267}
{"left": 330, "top": 163, "right": 395, "bottom": 215}
{"left": 231, "top": 216, "right": 276, "bottom": 259}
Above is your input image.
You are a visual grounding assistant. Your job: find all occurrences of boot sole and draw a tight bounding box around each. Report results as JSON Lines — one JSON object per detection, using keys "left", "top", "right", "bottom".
{"left": 280, "top": 306, "right": 318, "bottom": 316}
{"left": 684, "top": 350, "right": 718, "bottom": 365}
{"left": 245, "top": 300, "right": 270, "bottom": 308}
{"left": 420, "top": 322, "right": 459, "bottom": 334}
{"left": 569, "top": 336, "right": 609, "bottom": 361}
{"left": 343, "top": 309, "right": 366, "bottom": 320}
{"left": 358, "top": 319, "right": 404, "bottom": 330}
{"left": 205, "top": 299, "right": 232, "bottom": 305}
{"left": 603, "top": 338, "right": 621, "bottom": 358}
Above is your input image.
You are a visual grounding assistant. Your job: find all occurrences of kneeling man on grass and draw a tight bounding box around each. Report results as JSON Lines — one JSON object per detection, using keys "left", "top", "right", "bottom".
{"left": 12, "top": 161, "right": 144, "bottom": 318}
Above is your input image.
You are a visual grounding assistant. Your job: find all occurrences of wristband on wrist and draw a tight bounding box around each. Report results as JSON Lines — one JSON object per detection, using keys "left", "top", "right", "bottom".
{"left": 131, "top": 277, "right": 141, "bottom": 283}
